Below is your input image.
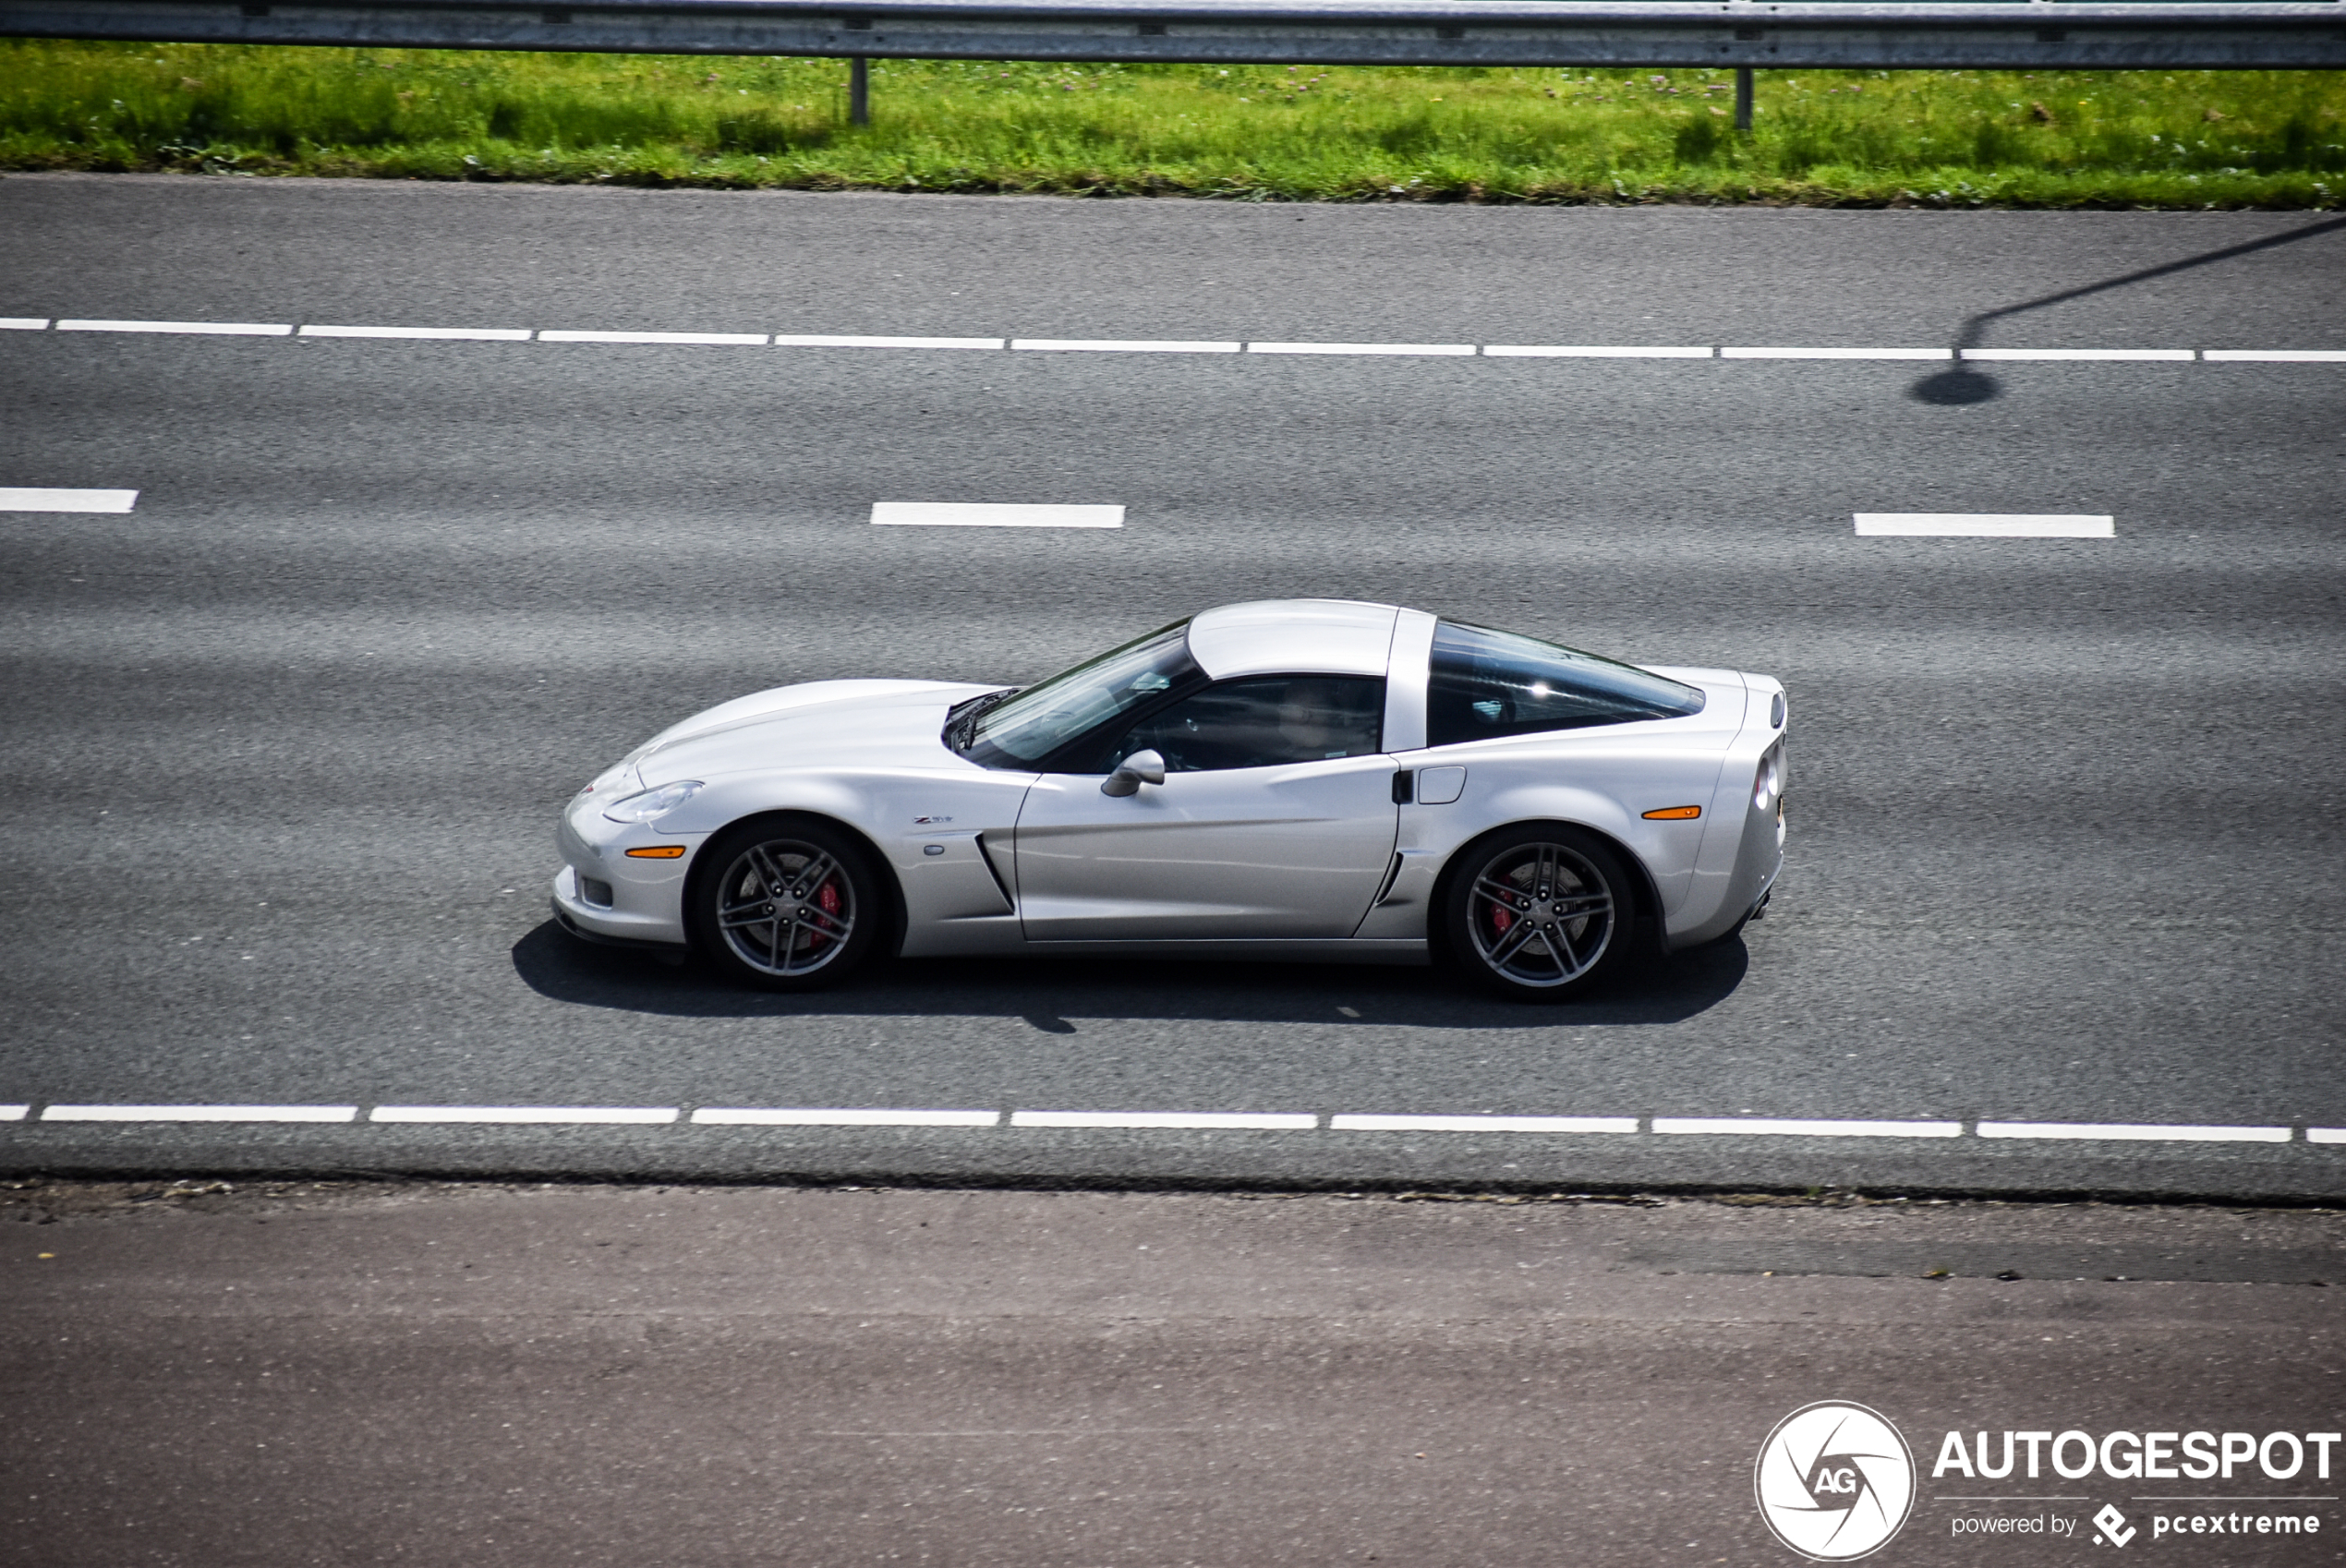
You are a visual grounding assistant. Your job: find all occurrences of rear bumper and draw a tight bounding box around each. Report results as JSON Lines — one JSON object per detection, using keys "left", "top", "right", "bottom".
{"left": 1663, "top": 773, "right": 1784, "bottom": 950}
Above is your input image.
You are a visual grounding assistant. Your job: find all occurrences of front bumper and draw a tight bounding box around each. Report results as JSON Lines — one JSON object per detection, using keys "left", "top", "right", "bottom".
{"left": 550, "top": 794, "right": 699, "bottom": 948}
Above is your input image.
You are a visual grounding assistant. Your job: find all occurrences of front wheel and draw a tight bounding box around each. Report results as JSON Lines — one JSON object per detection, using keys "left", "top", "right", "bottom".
{"left": 1442, "top": 826, "right": 1636, "bottom": 1001}
{"left": 687, "top": 817, "right": 886, "bottom": 991}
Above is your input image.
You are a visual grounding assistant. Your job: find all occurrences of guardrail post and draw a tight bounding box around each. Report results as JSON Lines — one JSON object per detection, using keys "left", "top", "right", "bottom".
{"left": 849, "top": 54, "right": 870, "bottom": 126}
{"left": 1735, "top": 66, "right": 1754, "bottom": 131}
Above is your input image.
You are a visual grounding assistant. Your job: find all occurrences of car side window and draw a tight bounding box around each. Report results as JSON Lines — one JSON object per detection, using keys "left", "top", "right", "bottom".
{"left": 1425, "top": 621, "right": 1706, "bottom": 748}
{"left": 1113, "top": 676, "right": 1385, "bottom": 773}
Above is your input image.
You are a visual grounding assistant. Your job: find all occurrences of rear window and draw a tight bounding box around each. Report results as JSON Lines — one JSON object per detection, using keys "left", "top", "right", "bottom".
{"left": 1425, "top": 621, "right": 1705, "bottom": 748}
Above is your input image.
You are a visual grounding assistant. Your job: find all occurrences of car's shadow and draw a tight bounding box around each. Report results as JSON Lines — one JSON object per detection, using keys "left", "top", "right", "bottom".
{"left": 509, "top": 921, "right": 1748, "bottom": 1029}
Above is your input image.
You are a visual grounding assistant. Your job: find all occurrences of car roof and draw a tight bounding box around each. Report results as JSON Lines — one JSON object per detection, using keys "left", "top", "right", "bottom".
{"left": 1186, "top": 599, "right": 1401, "bottom": 681}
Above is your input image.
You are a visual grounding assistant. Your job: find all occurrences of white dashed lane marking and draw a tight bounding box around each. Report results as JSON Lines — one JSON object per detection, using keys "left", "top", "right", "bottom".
{"left": 0, "top": 1105, "right": 28, "bottom": 1121}
{"left": 872, "top": 502, "right": 1124, "bottom": 529}
{"left": 1010, "top": 338, "right": 1241, "bottom": 353}
{"left": 0, "top": 488, "right": 137, "bottom": 513}
{"left": 1977, "top": 1120, "right": 2292, "bottom": 1143}
{"left": 1248, "top": 341, "right": 1476, "bottom": 356}
{"left": 1856, "top": 513, "right": 2115, "bottom": 537}
{"left": 299, "top": 323, "right": 532, "bottom": 341}
{"left": 538, "top": 330, "right": 768, "bottom": 345}
{"left": 693, "top": 1107, "right": 999, "bottom": 1127}
{"left": 368, "top": 1105, "right": 679, "bottom": 1124}
{"left": 1485, "top": 344, "right": 1713, "bottom": 358}
{"left": 57, "top": 319, "right": 293, "bottom": 336}
{"left": 1961, "top": 347, "right": 2194, "bottom": 362}
{"left": 42, "top": 1104, "right": 357, "bottom": 1122}
{"left": 1, "top": 318, "right": 49, "bottom": 331}
{"left": 1331, "top": 1114, "right": 1639, "bottom": 1133}
{"left": 772, "top": 332, "right": 1003, "bottom": 349}
{"left": 1010, "top": 1111, "right": 1319, "bottom": 1130}
{"left": 2204, "top": 349, "right": 2346, "bottom": 362}
{"left": 1723, "top": 346, "right": 1951, "bottom": 360}
{"left": 1654, "top": 1117, "right": 1965, "bottom": 1138}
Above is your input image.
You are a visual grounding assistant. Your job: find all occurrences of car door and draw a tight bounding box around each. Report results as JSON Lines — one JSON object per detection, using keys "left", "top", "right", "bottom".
{"left": 1012, "top": 675, "right": 1399, "bottom": 941}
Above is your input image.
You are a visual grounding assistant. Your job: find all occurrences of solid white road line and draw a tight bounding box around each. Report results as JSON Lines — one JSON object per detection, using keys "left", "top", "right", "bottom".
{"left": 2312, "top": 1128, "right": 2346, "bottom": 1145}
{"left": 774, "top": 333, "right": 1003, "bottom": 349}
{"left": 1977, "top": 1121, "right": 2292, "bottom": 1142}
{"left": 1330, "top": 1114, "right": 1639, "bottom": 1133}
{"left": 1010, "top": 1111, "right": 1318, "bottom": 1130}
{"left": 538, "top": 330, "right": 768, "bottom": 345}
{"left": 1483, "top": 344, "right": 1714, "bottom": 358}
{"left": 1961, "top": 347, "right": 2194, "bottom": 362}
{"left": 1011, "top": 338, "right": 1241, "bottom": 353}
{"left": 692, "top": 1107, "right": 999, "bottom": 1127}
{"left": 872, "top": 501, "right": 1124, "bottom": 529}
{"left": 299, "top": 324, "right": 533, "bottom": 342}
{"left": 1723, "top": 346, "right": 1952, "bottom": 360}
{"left": 0, "top": 488, "right": 138, "bottom": 513}
{"left": 56, "top": 319, "right": 293, "bottom": 336}
{"left": 1654, "top": 1116, "right": 1965, "bottom": 1138}
{"left": 1248, "top": 341, "right": 1476, "bottom": 356}
{"left": 369, "top": 1105, "right": 679, "bottom": 1124}
{"left": 40, "top": 1104, "right": 358, "bottom": 1122}
{"left": 1856, "top": 513, "right": 2114, "bottom": 538}
{"left": 24, "top": 318, "right": 2346, "bottom": 366}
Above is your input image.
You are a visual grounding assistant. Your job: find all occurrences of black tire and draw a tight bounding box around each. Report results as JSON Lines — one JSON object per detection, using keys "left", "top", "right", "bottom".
{"left": 686, "top": 816, "right": 887, "bottom": 991}
{"left": 1440, "top": 825, "right": 1638, "bottom": 1001}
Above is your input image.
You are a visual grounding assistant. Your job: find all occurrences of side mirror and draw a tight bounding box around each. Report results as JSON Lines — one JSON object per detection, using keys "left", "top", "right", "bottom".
{"left": 1100, "top": 748, "right": 1167, "bottom": 797}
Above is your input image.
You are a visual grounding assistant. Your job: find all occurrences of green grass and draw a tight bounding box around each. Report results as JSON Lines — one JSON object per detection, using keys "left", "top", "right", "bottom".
{"left": 3, "top": 40, "right": 2340, "bottom": 206}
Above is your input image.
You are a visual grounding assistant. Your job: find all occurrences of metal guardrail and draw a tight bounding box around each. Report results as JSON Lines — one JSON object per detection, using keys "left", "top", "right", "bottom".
{"left": 6, "top": 0, "right": 2344, "bottom": 67}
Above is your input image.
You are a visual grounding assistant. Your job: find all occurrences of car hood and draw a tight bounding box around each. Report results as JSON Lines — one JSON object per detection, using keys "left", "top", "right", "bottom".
{"left": 628, "top": 679, "right": 1001, "bottom": 785}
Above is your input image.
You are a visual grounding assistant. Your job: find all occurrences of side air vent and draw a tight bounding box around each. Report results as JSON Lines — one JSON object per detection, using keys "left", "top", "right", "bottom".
{"left": 974, "top": 833, "right": 1016, "bottom": 911}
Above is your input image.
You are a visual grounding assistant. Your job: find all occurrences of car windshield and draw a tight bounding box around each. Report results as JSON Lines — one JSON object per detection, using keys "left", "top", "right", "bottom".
{"left": 959, "top": 621, "right": 1198, "bottom": 768}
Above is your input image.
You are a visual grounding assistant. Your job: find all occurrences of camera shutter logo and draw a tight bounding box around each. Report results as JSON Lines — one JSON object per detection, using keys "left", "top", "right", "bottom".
{"left": 1754, "top": 1402, "right": 1917, "bottom": 1561}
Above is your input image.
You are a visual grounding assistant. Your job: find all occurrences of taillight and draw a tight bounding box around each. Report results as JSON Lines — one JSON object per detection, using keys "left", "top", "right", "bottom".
{"left": 1753, "top": 746, "right": 1784, "bottom": 811}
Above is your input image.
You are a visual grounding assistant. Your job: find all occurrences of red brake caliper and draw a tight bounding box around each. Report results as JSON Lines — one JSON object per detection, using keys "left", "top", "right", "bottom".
{"left": 808, "top": 877, "right": 842, "bottom": 947}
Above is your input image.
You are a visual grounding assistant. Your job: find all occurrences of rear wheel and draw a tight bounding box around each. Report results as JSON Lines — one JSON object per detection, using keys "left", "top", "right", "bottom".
{"left": 688, "top": 817, "right": 884, "bottom": 990}
{"left": 1442, "top": 826, "right": 1635, "bottom": 1001}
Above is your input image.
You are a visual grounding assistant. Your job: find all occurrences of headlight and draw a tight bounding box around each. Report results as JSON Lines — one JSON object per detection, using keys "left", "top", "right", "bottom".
{"left": 602, "top": 779, "right": 704, "bottom": 823}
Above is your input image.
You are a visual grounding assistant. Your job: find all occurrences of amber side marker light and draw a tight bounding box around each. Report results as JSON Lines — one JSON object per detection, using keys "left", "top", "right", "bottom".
{"left": 623, "top": 845, "right": 688, "bottom": 859}
{"left": 1641, "top": 805, "right": 1702, "bottom": 820}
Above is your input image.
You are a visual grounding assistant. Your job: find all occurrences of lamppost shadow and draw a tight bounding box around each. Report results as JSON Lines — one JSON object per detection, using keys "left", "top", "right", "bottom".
{"left": 1905, "top": 212, "right": 2346, "bottom": 405}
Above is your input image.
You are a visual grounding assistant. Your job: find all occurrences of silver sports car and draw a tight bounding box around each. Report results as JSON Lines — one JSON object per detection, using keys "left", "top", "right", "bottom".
{"left": 553, "top": 599, "right": 1785, "bottom": 998}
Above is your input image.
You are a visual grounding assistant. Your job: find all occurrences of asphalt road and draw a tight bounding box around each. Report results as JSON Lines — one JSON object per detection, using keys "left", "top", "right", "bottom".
{"left": 3, "top": 175, "right": 2343, "bottom": 1197}
{"left": 4, "top": 1181, "right": 2340, "bottom": 1568}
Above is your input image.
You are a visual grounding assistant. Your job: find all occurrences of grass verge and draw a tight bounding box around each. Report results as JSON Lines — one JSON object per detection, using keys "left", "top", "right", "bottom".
{"left": 3, "top": 41, "right": 2340, "bottom": 207}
